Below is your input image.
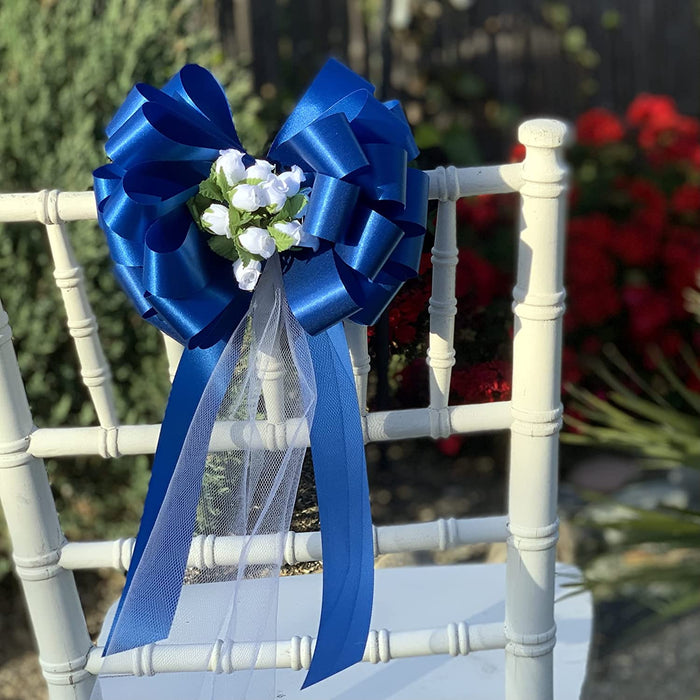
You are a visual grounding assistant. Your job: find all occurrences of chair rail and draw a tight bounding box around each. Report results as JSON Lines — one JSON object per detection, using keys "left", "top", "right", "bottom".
{"left": 59, "top": 515, "right": 510, "bottom": 571}
{"left": 85, "top": 621, "right": 508, "bottom": 675}
{"left": 27, "top": 401, "right": 513, "bottom": 458}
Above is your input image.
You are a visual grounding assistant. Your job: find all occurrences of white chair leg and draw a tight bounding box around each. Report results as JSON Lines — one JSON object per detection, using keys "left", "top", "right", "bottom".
{"left": 0, "top": 299, "right": 94, "bottom": 699}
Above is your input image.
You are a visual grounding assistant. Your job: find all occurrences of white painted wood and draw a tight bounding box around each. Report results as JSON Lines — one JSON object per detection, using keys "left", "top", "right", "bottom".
{"left": 89, "top": 620, "right": 506, "bottom": 675}
{"left": 88, "top": 563, "right": 591, "bottom": 700}
{"left": 0, "top": 190, "right": 96, "bottom": 223}
{"left": 0, "top": 165, "right": 521, "bottom": 225}
{"left": 427, "top": 198, "right": 458, "bottom": 433}
{"left": 343, "top": 320, "right": 370, "bottom": 432}
{"left": 26, "top": 400, "right": 514, "bottom": 457}
{"left": 0, "top": 300, "right": 94, "bottom": 699}
{"left": 59, "top": 515, "right": 510, "bottom": 570}
{"left": 0, "top": 118, "right": 584, "bottom": 700}
{"left": 38, "top": 190, "right": 119, "bottom": 431}
{"left": 505, "top": 119, "right": 572, "bottom": 700}
{"left": 258, "top": 341, "right": 286, "bottom": 441}
{"left": 426, "top": 163, "right": 523, "bottom": 199}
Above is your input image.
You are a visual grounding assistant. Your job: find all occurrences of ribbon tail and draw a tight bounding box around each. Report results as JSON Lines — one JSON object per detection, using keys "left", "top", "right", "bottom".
{"left": 103, "top": 340, "right": 229, "bottom": 654}
{"left": 189, "top": 254, "right": 317, "bottom": 700}
{"left": 303, "top": 323, "right": 374, "bottom": 687}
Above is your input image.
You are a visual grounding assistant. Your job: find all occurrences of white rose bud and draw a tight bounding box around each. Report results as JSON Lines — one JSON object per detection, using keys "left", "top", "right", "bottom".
{"left": 262, "top": 176, "right": 288, "bottom": 213}
{"left": 215, "top": 149, "right": 246, "bottom": 186}
{"left": 233, "top": 258, "right": 262, "bottom": 291}
{"left": 231, "top": 183, "right": 266, "bottom": 212}
{"left": 238, "top": 226, "right": 276, "bottom": 259}
{"left": 277, "top": 165, "right": 305, "bottom": 197}
{"left": 297, "top": 226, "right": 319, "bottom": 251}
{"left": 201, "top": 203, "right": 231, "bottom": 237}
{"left": 272, "top": 219, "right": 303, "bottom": 245}
{"left": 245, "top": 158, "right": 275, "bottom": 183}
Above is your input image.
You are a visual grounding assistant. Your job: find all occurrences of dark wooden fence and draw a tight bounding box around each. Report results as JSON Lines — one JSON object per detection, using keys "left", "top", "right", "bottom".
{"left": 213, "top": 0, "right": 700, "bottom": 120}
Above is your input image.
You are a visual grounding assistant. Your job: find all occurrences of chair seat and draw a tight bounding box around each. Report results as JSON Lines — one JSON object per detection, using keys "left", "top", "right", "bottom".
{"left": 96, "top": 562, "right": 591, "bottom": 699}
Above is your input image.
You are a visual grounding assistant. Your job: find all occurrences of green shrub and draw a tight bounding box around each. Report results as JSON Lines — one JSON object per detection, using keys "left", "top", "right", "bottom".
{"left": 0, "top": 0, "right": 268, "bottom": 574}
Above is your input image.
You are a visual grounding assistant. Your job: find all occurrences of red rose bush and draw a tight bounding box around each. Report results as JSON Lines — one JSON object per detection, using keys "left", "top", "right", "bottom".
{"left": 381, "top": 94, "right": 700, "bottom": 453}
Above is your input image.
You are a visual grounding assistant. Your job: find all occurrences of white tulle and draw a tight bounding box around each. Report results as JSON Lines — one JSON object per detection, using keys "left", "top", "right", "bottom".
{"left": 93, "top": 255, "right": 316, "bottom": 699}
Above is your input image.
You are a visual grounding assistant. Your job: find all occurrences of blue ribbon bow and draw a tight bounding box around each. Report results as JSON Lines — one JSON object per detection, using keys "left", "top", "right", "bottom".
{"left": 94, "top": 59, "right": 428, "bottom": 686}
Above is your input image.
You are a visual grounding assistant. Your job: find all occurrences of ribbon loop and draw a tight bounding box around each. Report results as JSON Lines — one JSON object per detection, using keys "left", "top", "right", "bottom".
{"left": 162, "top": 64, "right": 239, "bottom": 137}
{"left": 335, "top": 206, "right": 404, "bottom": 281}
{"left": 302, "top": 174, "right": 359, "bottom": 243}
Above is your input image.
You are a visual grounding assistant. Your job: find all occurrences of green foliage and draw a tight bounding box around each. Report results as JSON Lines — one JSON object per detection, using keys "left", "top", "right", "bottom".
{"left": 564, "top": 348, "right": 700, "bottom": 468}
{"left": 267, "top": 225, "right": 295, "bottom": 252}
{"left": 578, "top": 502, "right": 700, "bottom": 619}
{"left": 208, "top": 234, "right": 238, "bottom": 262}
{"left": 273, "top": 193, "right": 306, "bottom": 222}
{"left": 0, "top": 0, "right": 268, "bottom": 574}
{"left": 199, "top": 178, "right": 225, "bottom": 203}
{"left": 565, "top": 350, "right": 700, "bottom": 619}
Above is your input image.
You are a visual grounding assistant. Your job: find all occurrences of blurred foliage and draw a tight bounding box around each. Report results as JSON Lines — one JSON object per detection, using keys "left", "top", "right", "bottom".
{"left": 564, "top": 354, "right": 700, "bottom": 619}
{"left": 565, "top": 348, "right": 700, "bottom": 466}
{"left": 0, "top": 0, "right": 267, "bottom": 576}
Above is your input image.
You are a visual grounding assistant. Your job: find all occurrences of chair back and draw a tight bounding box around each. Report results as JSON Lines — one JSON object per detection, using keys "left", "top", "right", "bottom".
{"left": 0, "top": 118, "right": 571, "bottom": 700}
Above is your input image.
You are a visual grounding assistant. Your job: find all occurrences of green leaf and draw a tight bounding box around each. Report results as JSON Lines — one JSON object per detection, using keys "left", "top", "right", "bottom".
{"left": 651, "top": 348, "right": 700, "bottom": 414}
{"left": 186, "top": 197, "right": 202, "bottom": 229}
{"left": 268, "top": 225, "right": 295, "bottom": 252}
{"left": 188, "top": 193, "right": 214, "bottom": 231}
{"left": 227, "top": 205, "right": 241, "bottom": 232}
{"left": 273, "top": 193, "right": 307, "bottom": 222}
{"left": 214, "top": 168, "right": 233, "bottom": 201}
{"left": 232, "top": 239, "right": 260, "bottom": 267}
{"left": 199, "top": 177, "right": 224, "bottom": 202}
{"left": 610, "top": 392, "right": 700, "bottom": 435}
{"left": 208, "top": 235, "right": 238, "bottom": 262}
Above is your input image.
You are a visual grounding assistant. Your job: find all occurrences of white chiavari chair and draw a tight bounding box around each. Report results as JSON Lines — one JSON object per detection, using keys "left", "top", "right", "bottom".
{"left": 0, "top": 118, "right": 591, "bottom": 699}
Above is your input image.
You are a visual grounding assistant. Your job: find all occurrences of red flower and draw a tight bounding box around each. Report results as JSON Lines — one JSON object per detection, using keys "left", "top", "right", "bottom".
{"left": 622, "top": 284, "right": 672, "bottom": 342}
{"left": 456, "top": 194, "right": 499, "bottom": 231}
{"left": 565, "top": 233, "right": 621, "bottom": 330}
{"left": 436, "top": 435, "right": 464, "bottom": 457}
{"left": 568, "top": 214, "right": 616, "bottom": 250}
{"left": 418, "top": 252, "right": 433, "bottom": 275}
{"left": 567, "top": 239, "right": 615, "bottom": 287}
{"left": 626, "top": 94, "right": 678, "bottom": 130}
{"left": 566, "top": 286, "right": 622, "bottom": 330}
{"left": 451, "top": 361, "right": 512, "bottom": 404}
{"left": 455, "top": 249, "right": 506, "bottom": 306}
{"left": 562, "top": 347, "right": 583, "bottom": 386}
{"left": 662, "top": 115, "right": 700, "bottom": 161}
{"left": 671, "top": 184, "right": 700, "bottom": 215}
{"left": 610, "top": 222, "right": 661, "bottom": 267}
{"left": 392, "top": 322, "right": 416, "bottom": 345}
{"left": 624, "top": 179, "right": 667, "bottom": 232}
{"left": 581, "top": 336, "right": 603, "bottom": 355}
{"left": 568, "top": 184, "right": 581, "bottom": 211}
{"left": 626, "top": 94, "right": 700, "bottom": 165}
{"left": 510, "top": 143, "right": 526, "bottom": 163}
{"left": 576, "top": 107, "right": 625, "bottom": 146}
{"left": 662, "top": 227, "right": 700, "bottom": 316}
{"left": 387, "top": 277, "right": 432, "bottom": 345}
{"left": 659, "top": 330, "right": 683, "bottom": 359}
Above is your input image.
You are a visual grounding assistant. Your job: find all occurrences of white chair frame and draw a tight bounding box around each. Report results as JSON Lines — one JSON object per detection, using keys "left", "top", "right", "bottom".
{"left": 0, "top": 118, "right": 572, "bottom": 700}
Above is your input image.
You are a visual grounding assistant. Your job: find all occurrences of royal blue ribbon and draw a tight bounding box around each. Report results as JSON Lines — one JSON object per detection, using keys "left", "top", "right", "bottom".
{"left": 94, "top": 60, "right": 428, "bottom": 684}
